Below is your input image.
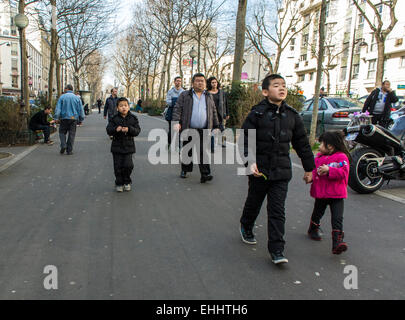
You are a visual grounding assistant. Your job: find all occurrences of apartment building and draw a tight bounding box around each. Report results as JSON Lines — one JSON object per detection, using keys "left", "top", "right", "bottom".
{"left": 278, "top": 0, "right": 405, "bottom": 98}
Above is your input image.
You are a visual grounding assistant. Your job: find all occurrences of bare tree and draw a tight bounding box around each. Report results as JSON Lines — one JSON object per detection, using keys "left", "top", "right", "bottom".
{"left": 353, "top": 0, "right": 398, "bottom": 87}
{"left": 246, "top": 0, "right": 313, "bottom": 75}
{"left": 232, "top": 0, "right": 248, "bottom": 87}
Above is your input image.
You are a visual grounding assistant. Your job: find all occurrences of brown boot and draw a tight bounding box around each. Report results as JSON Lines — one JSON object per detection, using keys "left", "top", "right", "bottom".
{"left": 332, "top": 230, "right": 348, "bottom": 254}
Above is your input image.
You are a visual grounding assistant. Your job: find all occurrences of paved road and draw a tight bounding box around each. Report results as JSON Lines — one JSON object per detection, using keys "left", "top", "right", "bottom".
{"left": 0, "top": 112, "right": 404, "bottom": 300}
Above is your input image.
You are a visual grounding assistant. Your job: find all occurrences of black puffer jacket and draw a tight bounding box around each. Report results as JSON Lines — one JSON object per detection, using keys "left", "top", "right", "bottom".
{"left": 362, "top": 88, "right": 398, "bottom": 120}
{"left": 106, "top": 112, "right": 141, "bottom": 154}
{"left": 243, "top": 99, "right": 315, "bottom": 181}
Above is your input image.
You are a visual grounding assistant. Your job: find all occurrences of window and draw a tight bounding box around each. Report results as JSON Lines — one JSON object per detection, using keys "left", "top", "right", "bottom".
{"left": 12, "top": 75, "right": 18, "bottom": 88}
{"left": 352, "top": 64, "right": 360, "bottom": 79}
{"left": 11, "top": 58, "right": 18, "bottom": 73}
{"left": 298, "top": 74, "right": 305, "bottom": 82}
{"left": 300, "top": 54, "right": 307, "bottom": 61}
{"left": 308, "top": 100, "right": 328, "bottom": 111}
{"left": 11, "top": 43, "right": 18, "bottom": 56}
{"left": 309, "top": 72, "right": 315, "bottom": 81}
{"left": 302, "top": 34, "right": 309, "bottom": 48}
{"left": 290, "top": 38, "right": 295, "bottom": 51}
{"left": 340, "top": 67, "right": 347, "bottom": 82}
{"left": 368, "top": 59, "right": 376, "bottom": 79}
{"left": 400, "top": 56, "right": 405, "bottom": 68}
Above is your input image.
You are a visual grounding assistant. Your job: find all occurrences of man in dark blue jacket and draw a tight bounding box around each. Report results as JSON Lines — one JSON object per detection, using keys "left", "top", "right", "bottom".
{"left": 104, "top": 88, "right": 119, "bottom": 121}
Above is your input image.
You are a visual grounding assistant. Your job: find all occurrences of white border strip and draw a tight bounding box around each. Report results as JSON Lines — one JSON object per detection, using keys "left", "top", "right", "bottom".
{"left": 375, "top": 191, "right": 405, "bottom": 205}
{"left": 0, "top": 145, "right": 39, "bottom": 173}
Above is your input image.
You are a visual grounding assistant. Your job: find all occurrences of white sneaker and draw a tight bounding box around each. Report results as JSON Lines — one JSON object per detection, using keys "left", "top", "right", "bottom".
{"left": 124, "top": 184, "right": 131, "bottom": 191}
{"left": 116, "top": 185, "right": 124, "bottom": 192}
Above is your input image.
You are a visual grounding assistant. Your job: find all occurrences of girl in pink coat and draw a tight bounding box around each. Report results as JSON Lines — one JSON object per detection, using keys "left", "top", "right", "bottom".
{"left": 307, "top": 131, "right": 350, "bottom": 254}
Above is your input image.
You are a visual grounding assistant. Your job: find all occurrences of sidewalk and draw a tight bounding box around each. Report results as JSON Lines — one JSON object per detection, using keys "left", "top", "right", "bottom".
{"left": 0, "top": 132, "right": 57, "bottom": 173}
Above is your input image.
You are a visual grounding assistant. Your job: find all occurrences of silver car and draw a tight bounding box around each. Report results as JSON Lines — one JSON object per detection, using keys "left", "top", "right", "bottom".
{"left": 300, "top": 97, "right": 362, "bottom": 134}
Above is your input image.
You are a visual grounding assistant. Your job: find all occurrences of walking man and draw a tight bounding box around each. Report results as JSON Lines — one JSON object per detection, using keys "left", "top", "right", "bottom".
{"left": 104, "top": 88, "right": 119, "bottom": 121}
{"left": 54, "top": 84, "right": 85, "bottom": 155}
{"left": 166, "top": 77, "right": 184, "bottom": 147}
{"left": 172, "top": 73, "right": 219, "bottom": 183}
{"left": 97, "top": 98, "right": 103, "bottom": 114}
{"left": 362, "top": 80, "right": 398, "bottom": 128}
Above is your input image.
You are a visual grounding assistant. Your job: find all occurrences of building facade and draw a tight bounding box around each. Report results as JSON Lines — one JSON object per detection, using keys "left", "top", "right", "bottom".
{"left": 278, "top": 0, "right": 405, "bottom": 99}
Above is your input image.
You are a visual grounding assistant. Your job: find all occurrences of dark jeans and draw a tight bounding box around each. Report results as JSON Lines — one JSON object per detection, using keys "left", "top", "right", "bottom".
{"left": 240, "top": 176, "right": 289, "bottom": 253}
{"left": 168, "top": 120, "right": 172, "bottom": 145}
{"left": 181, "top": 128, "right": 210, "bottom": 176}
{"left": 311, "top": 198, "right": 344, "bottom": 231}
{"left": 113, "top": 153, "right": 134, "bottom": 186}
{"left": 59, "top": 119, "right": 77, "bottom": 153}
{"left": 31, "top": 125, "right": 50, "bottom": 142}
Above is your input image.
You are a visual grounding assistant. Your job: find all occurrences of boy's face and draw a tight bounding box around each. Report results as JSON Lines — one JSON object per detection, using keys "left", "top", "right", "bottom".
{"left": 117, "top": 102, "right": 129, "bottom": 115}
{"left": 262, "top": 78, "right": 287, "bottom": 103}
{"left": 45, "top": 109, "right": 51, "bottom": 114}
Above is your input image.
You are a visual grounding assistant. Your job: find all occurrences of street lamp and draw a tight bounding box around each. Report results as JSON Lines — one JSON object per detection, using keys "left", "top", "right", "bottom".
{"left": 189, "top": 47, "right": 197, "bottom": 85}
{"left": 59, "top": 58, "right": 66, "bottom": 93}
{"left": 15, "top": 13, "right": 29, "bottom": 130}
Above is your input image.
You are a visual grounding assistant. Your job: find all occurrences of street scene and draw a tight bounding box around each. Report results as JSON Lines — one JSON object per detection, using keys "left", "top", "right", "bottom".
{"left": 0, "top": 0, "right": 405, "bottom": 302}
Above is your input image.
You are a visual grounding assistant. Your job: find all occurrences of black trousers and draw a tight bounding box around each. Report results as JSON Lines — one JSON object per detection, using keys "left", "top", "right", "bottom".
{"left": 113, "top": 153, "right": 134, "bottom": 186}
{"left": 31, "top": 125, "right": 50, "bottom": 142}
{"left": 240, "top": 176, "right": 289, "bottom": 253}
{"left": 181, "top": 128, "right": 210, "bottom": 176}
{"left": 311, "top": 198, "right": 344, "bottom": 231}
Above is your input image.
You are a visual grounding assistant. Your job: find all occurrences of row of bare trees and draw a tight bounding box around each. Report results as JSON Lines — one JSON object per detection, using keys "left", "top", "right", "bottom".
{"left": 112, "top": 0, "right": 234, "bottom": 102}
{"left": 16, "top": 0, "right": 114, "bottom": 109}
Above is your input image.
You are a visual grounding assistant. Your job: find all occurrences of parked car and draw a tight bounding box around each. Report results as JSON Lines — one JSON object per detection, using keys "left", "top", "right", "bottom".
{"left": 300, "top": 97, "right": 362, "bottom": 133}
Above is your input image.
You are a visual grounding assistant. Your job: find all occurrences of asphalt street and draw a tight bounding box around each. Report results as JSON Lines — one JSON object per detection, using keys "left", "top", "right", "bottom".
{"left": 0, "top": 111, "right": 404, "bottom": 300}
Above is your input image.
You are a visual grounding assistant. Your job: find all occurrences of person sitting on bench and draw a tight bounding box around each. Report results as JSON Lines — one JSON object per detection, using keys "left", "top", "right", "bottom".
{"left": 29, "top": 106, "right": 55, "bottom": 145}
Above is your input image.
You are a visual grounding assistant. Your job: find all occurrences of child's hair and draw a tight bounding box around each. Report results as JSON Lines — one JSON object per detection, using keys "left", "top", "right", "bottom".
{"left": 262, "top": 74, "right": 285, "bottom": 90}
{"left": 318, "top": 131, "right": 351, "bottom": 161}
{"left": 117, "top": 97, "right": 129, "bottom": 107}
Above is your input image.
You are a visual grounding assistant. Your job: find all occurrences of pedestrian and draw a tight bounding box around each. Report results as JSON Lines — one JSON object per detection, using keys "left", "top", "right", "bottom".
{"left": 307, "top": 131, "right": 350, "bottom": 255}
{"left": 75, "top": 92, "right": 84, "bottom": 126}
{"left": 135, "top": 100, "right": 143, "bottom": 113}
{"left": 106, "top": 97, "right": 141, "bottom": 192}
{"left": 104, "top": 88, "right": 119, "bottom": 121}
{"left": 207, "top": 76, "right": 229, "bottom": 151}
{"left": 29, "top": 106, "right": 55, "bottom": 145}
{"left": 362, "top": 80, "right": 398, "bottom": 128}
{"left": 97, "top": 98, "right": 103, "bottom": 114}
{"left": 166, "top": 76, "right": 185, "bottom": 147}
{"left": 172, "top": 73, "right": 219, "bottom": 183}
{"left": 54, "top": 84, "right": 85, "bottom": 155}
{"left": 320, "top": 87, "right": 327, "bottom": 98}
{"left": 240, "top": 74, "right": 315, "bottom": 265}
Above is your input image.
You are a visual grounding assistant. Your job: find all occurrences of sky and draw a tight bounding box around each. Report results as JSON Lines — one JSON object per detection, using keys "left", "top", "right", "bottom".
{"left": 102, "top": 0, "right": 239, "bottom": 91}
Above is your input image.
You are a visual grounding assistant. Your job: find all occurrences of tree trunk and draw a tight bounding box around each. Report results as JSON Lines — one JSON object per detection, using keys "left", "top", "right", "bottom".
{"left": 158, "top": 42, "right": 170, "bottom": 101}
{"left": 56, "top": 58, "right": 61, "bottom": 97}
{"left": 375, "top": 39, "right": 385, "bottom": 87}
{"left": 232, "top": 0, "right": 248, "bottom": 87}
{"left": 48, "top": 0, "right": 57, "bottom": 106}
{"left": 309, "top": 0, "right": 327, "bottom": 146}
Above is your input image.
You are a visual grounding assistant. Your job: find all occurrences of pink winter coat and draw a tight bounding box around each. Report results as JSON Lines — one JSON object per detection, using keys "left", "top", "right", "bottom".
{"left": 310, "top": 152, "right": 350, "bottom": 199}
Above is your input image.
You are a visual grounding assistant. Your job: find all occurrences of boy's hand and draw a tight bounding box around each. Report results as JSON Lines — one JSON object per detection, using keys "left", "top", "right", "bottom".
{"left": 317, "top": 165, "right": 329, "bottom": 176}
{"left": 174, "top": 124, "right": 181, "bottom": 132}
{"left": 250, "top": 163, "right": 262, "bottom": 177}
{"left": 303, "top": 172, "right": 313, "bottom": 184}
{"left": 116, "top": 126, "right": 123, "bottom": 132}
{"left": 122, "top": 127, "right": 129, "bottom": 133}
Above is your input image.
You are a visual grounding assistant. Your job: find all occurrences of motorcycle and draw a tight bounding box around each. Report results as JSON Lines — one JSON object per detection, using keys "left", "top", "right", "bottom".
{"left": 345, "top": 116, "right": 405, "bottom": 194}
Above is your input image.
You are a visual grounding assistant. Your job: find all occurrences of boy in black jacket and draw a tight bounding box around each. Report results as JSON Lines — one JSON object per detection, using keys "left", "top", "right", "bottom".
{"left": 240, "top": 74, "right": 315, "bottom": 265}
{"left": 106, "top": 97, "right": 141, "bottom": 192}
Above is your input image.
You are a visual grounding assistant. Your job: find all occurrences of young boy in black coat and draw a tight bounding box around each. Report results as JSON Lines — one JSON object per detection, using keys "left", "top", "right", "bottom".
{"left": 240, "top": 74, "right": 315, "bottom": 265}
{"left": 106, "top": 97, "right": 141, "bottom": 192}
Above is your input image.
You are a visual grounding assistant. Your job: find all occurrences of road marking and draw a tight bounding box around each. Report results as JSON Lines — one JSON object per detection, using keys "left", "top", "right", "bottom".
{"left": 0, "top": 144, "right": 39, "bottom": 173}
{"left": 375, "top": 191, "right": 405, "bottom": 205}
